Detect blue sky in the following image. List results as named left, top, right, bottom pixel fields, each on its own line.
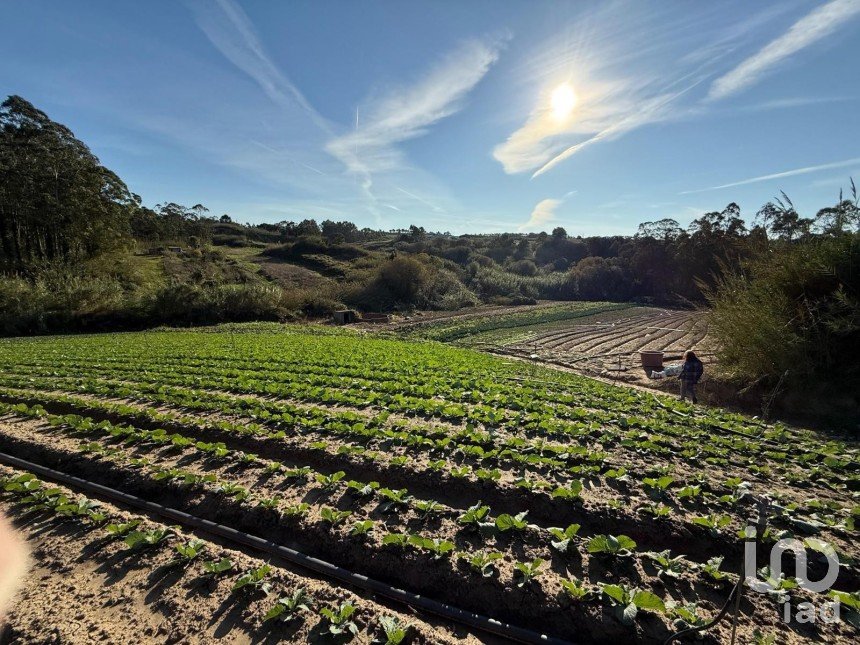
left=2, top=0, right=859, bottom=235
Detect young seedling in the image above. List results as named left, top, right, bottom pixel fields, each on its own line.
left=513, top=558, right=545, bottom=587
left=202, top=557, right=234, bottom=575
left=587, top=534, right=637, bottom=557
left=216, top=482, right=249, bottom=501
left=174, top=539, right=207, bottom=564
left=408, top=535, right=455, bottom=560
left=827, top=590, right=860, bottom=629
left=55, top=496, right=101, bottom=518
left=495, top=511, right=529, bottom=532
left=414, top=499, right=441, bottom=517
left=751, top=630, right=777, bottom=645
left=377, top=488, right=412, bottom=513
left=123, top=527, right=175, bottom=550
left=264, top=587, right=312, bottom=622
left=646, top=550, right=686, bottom=578
left=196, top=441, right=229, bottom=458
left=600, top=583, right=665, bottom=626
left=346, top=480, right=379, bottom=497
left=671, top=603, right=707, bottom=630
left=475, top=468, right=502, bottom=481
left=700, top=556, right=730, bottom=582
left=560, top=576, right=596, bottom=601
left=350, top=520, right=375, bottom=537
left=756, top=566, right=798, bottom=602
left=264, top=461, right=285, bottom=474
left=552, top=480, right=584, bottom=500
left=461, top=551, right=504, bottom=577
left=677, top=485, right=702, bottom=501
left=283, top=466, right=313, bottom=482
left=105, top=520, right=142, bottom=539
left=319, top=601, right=359, bottom=638
left=315, top=470, right=346, bottom=489
left=450, top=466, right=471, bottom=478
left=642, top=476, right=674, bottom=496
left=381, top=533, right=409, bottom=548
left=548, top=524, right=581, bottom=553
left=232, top=565, right=272, bottom=594
left=320, top=507, right=352, bottom=526
left=604, top=467, right=629, bottom=481
left=257, top=496, right=282, bottom=510
left=642, top=503, right=672, bottom=519
left=378, top=615, right=410, bottom=645
left=691, top=513, right=732, bottom=533
left=457, top=501, right=491, bottom=528
left=283, top=502, right=310, bottom=517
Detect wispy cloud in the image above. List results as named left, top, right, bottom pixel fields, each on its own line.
left=326, top=38, right=503, bottom=176
left=519, top=192, right=576, bottom=231
left=396, top=186, right=446, bottom=214
left=679, top=157, right=860, bottom=194
left=323, top=37, right=502, bottom=224
left=737, top=96, right=854, bottom=112
left=707, top=0, right=860, bottom=101
left=187, top=0, right=331, bottom=133
left=530, top=76, right=706, bottom=178
left=492, top=4, right=733, bottom=177
left=519, top=198, right=561, bottom=231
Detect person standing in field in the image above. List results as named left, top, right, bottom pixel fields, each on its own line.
left=678, top=350, right=704, bottom=403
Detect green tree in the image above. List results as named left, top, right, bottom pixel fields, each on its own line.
left=0, top=95, right=138, bottom=272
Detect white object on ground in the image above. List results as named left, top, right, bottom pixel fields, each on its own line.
left=650, top=363, right=682, bottom=379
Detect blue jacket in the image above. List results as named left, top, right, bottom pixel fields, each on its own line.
left=679, top=358, right=703, bottom=384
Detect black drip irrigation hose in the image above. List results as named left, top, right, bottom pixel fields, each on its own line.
left=0, top=451, right=570, bottom=645
left=662, top=497, right=770, bottom=645
left=662, top=577, right=742, bottom=644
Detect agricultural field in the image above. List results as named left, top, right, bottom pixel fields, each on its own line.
left=0, top=325, right=857, bottom=644
left=397, top=301, right=630, bottom=343
left=406, top=304, right=713, bottom=390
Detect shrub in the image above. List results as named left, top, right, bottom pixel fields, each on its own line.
left=509, top=259, right=538, bottom=276
left=379, top=257, right=428, bottom=302
left=707, top=234, right=860, bottom=398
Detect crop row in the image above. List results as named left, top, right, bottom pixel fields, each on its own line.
left=0, top=467, right=446, bottom=644
left=0, top=407, right=764, bottom=641
left=0, top=360, right=857, bottom=516
left=2, top=400, right=856, bottom=586
left=0, top=360, right=853, bottom=492
left=5, top=402, right=856, bottom=642
left=408, top=302, right=630, bottom=342
left=3, top=382, right=855, bottom=550
left=0, top=328, right=804, bottom=442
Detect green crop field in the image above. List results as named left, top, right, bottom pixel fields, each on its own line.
left=0, top=325, right=857, bottom=643
left=407, top=301, right=632, bottom=344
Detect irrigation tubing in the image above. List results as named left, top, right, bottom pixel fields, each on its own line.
left=0, top=451, right=570, bottom=645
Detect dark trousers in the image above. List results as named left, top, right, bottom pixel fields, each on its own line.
left=680, top=381, right=697, bottom=403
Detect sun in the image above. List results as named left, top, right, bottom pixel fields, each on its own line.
left=550, top=83, right=577, bottom=119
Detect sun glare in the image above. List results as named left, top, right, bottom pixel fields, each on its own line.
left=550, top=83, right=577, bottom=119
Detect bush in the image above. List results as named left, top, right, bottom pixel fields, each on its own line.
left=379, top=256, right=428, bottom=302
left=441, top=245, right=473, bottom=265
left=0, top=267, right=128, bottom=335
left=509, top=259, right=538, bottom=276
left=566, top=257, right=630, bottom=301
left=470, top=266, right=564, bottom=301
left=707, top=234, right=860, bottom=396
left=148, top=283, right=298, bottom=325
